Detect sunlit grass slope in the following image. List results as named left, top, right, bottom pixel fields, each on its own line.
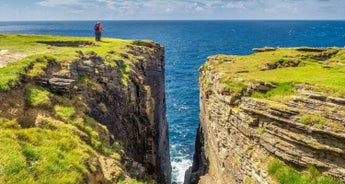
left=0, top=34, right=152, bottom=184
left=202, top=47, right=345, bottom=100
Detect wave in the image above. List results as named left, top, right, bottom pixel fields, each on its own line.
left=171, top=154, right=193, bottom=184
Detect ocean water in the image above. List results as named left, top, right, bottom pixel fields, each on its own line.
left=1, top=20, right=345, bottom=183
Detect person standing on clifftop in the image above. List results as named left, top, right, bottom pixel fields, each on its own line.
left=94, top=21, right=103, bottom=42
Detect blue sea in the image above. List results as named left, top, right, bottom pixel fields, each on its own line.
left=1, top=20, right=345, bottom=183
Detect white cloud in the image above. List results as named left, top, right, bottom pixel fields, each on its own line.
left=28, top=0, right=345, bottom=20
left=263, top=1, right=298, bottom=14
left=36, top=0, right=84, bottom=7
left=223, top=2, right=246, bottom=9
left=95, top=0, right=116, bottom=8
left=195, top=6, right=204, bottom=12
left=165, top=8, right=172, bottom=13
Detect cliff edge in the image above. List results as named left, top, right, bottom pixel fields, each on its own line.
left=0, top=34, right=171, bottom=183
left=188, top=47, right=345, bottom=184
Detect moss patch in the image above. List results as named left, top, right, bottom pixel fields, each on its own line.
left=251, top=82, right=294, bottom=101
left=268, top=159, right=343, bottom=184
left=300, top=114, right=329, bottom=126
left=25, top=86, right=51, bottom=108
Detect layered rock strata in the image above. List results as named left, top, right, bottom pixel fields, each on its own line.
left=189, top=48, right=345, bottom=184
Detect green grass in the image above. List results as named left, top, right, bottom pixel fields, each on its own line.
left=0, top=57, right=32, bottom=91
left=299, top=115, right=330, bottom=129
left=54, top=105, right=76, bottom=122
left=0, top=119, right=88, bottom=184
left=0, top=118, right=20, bottom=129
left=251, top=82, right=294, bottom=101
left=0, top=34, right=146, bottom=91
left=0, top=104, right=125, bottom=183
left=27, top=55, right=56, bottom=77
left=77, top=75, right=90, bottom=85
left=244, top=65, right=345, bottom=96
left=207, top=48, right=345, bottom=98
left=0, top=54, right=58, bottom=91
left=223, top=79, right=247, bottom=95
left=25, top=86, right=51, bottom=107
left=119, top=60, right=131, bottom=85
left=258, top=128, right=267, bottom=135
left=52, top=105, right=114, bottom=155
left=268, top=159, right=343, bottom=184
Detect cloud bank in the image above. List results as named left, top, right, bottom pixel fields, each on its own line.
left=1, top=0, right=344, bottom=20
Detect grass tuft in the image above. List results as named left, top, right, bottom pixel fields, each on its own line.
left=300, top=114, right=329, bottom=127
left=223, top=79, right=247, bottom=96
left=119, top=60, right=131, bottom=85
left=0, top=118, right=21, bottom=129
left=54, top=105, right=76, bottom=122
left=25, top=86, right=51, bottom=107
left=258, top=128, right=267, bottom=135
left=251, top=82, right=294, bottom=101
left=268, top=159, right=343, bottom=184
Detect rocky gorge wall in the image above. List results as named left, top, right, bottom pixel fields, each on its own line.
left=188, top=48, right=345, bottom=184
left=60, top=41, right=171, bottom=183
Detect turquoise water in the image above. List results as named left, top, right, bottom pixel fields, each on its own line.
left=1, top=20, right=345, bottom=183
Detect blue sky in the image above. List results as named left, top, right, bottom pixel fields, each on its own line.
left=0, top=0, right=344, bottom=21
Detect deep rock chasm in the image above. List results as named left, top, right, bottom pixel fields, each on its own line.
left=1, top=34, right=345, bottom=184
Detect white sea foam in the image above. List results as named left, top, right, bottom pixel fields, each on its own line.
left=173, top=103, right=189, bottom=111
left=171, top=157, right=193, bottom=184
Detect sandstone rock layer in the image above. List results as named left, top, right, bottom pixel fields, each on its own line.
left=189, top=48, right=345, bottom=184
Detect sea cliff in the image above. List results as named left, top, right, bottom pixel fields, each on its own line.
left=188, top=47, right=345, bottom=184
left=0, top=34, right=171, bottom=183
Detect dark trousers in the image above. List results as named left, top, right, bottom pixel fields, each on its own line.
left=95, top=32, right=101, bottom=41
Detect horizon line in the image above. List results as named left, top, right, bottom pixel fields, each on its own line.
left=1, top=18, right=345, bottom=22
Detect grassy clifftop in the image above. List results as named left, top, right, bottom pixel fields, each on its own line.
left=0, top=34, right=136, bottom=91
left=0, top=34, right=153, bottom=184
left=202, top=47, right=345, bottom=100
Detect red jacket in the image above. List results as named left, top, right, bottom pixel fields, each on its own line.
left=94, top=24, right=103, bottom=33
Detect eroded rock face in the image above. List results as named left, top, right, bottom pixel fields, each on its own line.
left=37, top=41, right=171, bottom=183
left=189, top=65, right=345, bottom=184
